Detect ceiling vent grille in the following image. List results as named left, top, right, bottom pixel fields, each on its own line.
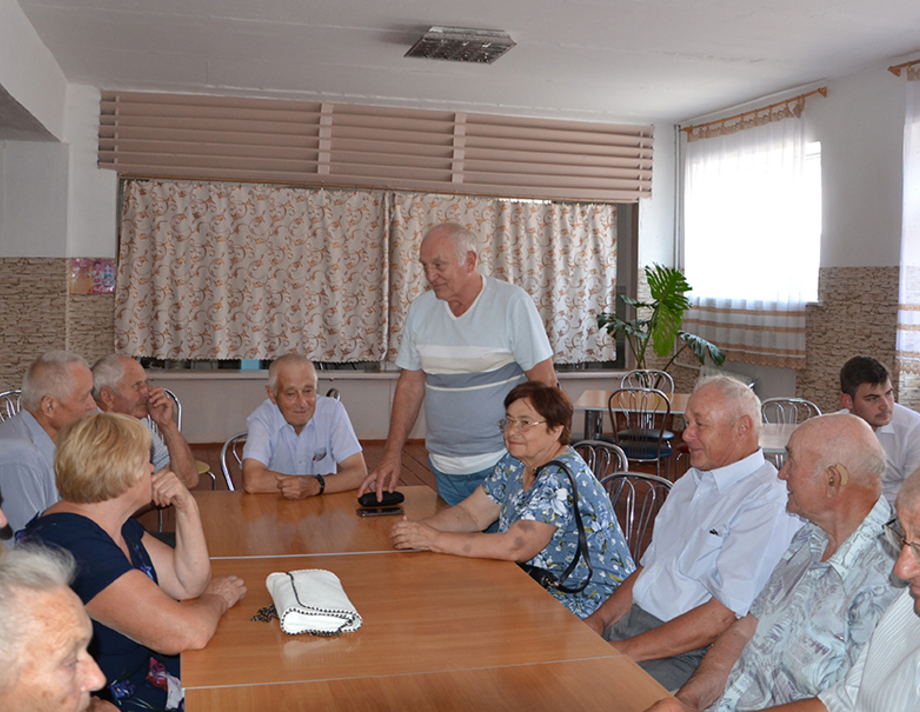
left=405, top=27, right=516, bottom=64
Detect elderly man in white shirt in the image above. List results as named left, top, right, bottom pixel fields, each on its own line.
left=839, top=355, right=920, bottom=505
left=242, top=354, right=367, bottom=499
left=585, top=376, right=803, bottom=690
left=647, top=467, right=920, bottom=712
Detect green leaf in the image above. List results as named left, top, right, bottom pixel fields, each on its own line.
left=677, top=331, right=726, bottom=366
left=645, top=264, right=692, bottom=358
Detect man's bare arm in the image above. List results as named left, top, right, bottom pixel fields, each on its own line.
left=146, top=386, right=199, bottom=488
left=525, top=357, right=556, bottom=387
left=583, top=567, right=641, bottom=635
left=358, top=369, right=426, bottom=499
left=615, top=597, right=737, bottom=662
left=673, top=614, right=759, bottom=710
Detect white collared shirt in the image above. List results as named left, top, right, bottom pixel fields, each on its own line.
left=632, top=450, right=803, bottom=622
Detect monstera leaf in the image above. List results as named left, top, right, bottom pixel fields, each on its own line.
left=646, top=264, right=692, bottom=359
left=595, top=263, right=725, bottom=371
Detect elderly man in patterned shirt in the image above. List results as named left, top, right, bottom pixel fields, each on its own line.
left=643, top=413, right=898, bottom=712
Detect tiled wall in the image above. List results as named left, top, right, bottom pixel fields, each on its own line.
left=797, top=266, right=900, bottom=413
left=0, top=258, right=115, bottom=390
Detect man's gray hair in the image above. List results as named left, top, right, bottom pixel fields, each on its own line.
left=267, top=353, right=316, bottom=394
left=427, top=223, right=478, bottom=264
left=92, top=354, right=128, bottom=400
left=695, top=375, right=763, bottom=436
left=21, top=351, right=90, bottom=412
left=0, top=544, right=76, bottom=687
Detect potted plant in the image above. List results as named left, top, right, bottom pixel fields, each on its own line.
left=596, top=264, right=725, bottom=371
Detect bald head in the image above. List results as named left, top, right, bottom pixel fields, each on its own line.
left=793, top=413, right=885, bottom=492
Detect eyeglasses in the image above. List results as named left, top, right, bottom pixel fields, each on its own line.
left=883, top=518, right=920, bottom=563
left=498, top=418, right=547, bottom=433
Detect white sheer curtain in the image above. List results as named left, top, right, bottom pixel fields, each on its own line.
left=898, top=69, right=920, bottom=379
left=682, top=112, right=819, bottom=369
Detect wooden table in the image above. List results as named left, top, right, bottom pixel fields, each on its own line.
left=183, top=485, right=673, bottom=710
left=183, top=554, right=671, bottom=711
left=573, top=390, right=691, bottom=441
left=195, top=486, right=445, bottom=557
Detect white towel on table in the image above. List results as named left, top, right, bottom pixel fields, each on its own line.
left=265, top=569, right=363, bottom=636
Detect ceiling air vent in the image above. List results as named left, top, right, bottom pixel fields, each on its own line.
left=405, top=27, right=516, bottom=64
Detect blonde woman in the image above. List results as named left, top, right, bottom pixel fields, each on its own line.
left=18, top=412, right=246, bottom=711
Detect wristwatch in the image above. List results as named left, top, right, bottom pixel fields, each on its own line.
left=315, top=473, right=326, bottom=495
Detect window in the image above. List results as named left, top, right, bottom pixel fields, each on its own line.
left=681, top=114, right=820, bottom=368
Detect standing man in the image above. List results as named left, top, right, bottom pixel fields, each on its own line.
left=584, top=376, right=803, bottom=690
left=359, top=222, right=555, bottom=506
left=92, top=355, right=199, bottom=489
left=242, top=354, right=367, bottom=499
left=0, top=351, right=96, bottom=532
left=839, top=355, right=920, bottom=505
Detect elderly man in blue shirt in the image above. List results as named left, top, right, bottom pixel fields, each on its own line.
left=241, top=354, right=367, bottom=499
left=644, top=412, right=898, bottom=711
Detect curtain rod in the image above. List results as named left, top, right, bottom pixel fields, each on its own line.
left=680, top=87, right=827, bottom=134
left=889, top=57, right=920, bottom=76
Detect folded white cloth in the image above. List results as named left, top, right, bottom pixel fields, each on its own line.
left=265, top=569, right=363, bottom=636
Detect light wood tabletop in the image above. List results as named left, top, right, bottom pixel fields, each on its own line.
left=185, top=656, right=671, bottom=712
left=182, top=552, right=631, bottom=690
left=194, top=486, right=446, bottom=558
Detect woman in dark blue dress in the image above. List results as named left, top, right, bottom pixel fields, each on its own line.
left=18, top=412, right=247, bottom=711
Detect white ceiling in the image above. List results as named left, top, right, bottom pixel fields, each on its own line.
left=10, top=0, right=920, bottom=133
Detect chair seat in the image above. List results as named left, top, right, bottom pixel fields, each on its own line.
left=616, top=428, right=675, bottom=441
left=619, top=442, right=674, bottom=460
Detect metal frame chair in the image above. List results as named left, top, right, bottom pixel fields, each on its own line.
left=600, top=471, right=672, bottom=561
left=620, top=369, right=675, bottom=396
left=606, top=387, right=674, bottom=478
left=573, top=440, right=629, bottom=480
left=761, top=397, right=822, bottom=425
left=220, top=432, right=248, bottom=491
left=0, top=389, right=22, bottom=422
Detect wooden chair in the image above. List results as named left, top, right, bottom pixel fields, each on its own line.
left=600, top=471, right=672, bottom=561
left=0, top=389, right=22, bottom=422
left=573, top=440, right=629, bottom=480
left=606, top=387, right=674, bottom=478
left=220, top=432, right=248, bottom=491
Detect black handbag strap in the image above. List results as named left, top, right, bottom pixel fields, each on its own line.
left=533, top=458, right=593, bottom=594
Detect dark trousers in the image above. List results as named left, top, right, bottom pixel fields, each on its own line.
left=603, top=603, right=709, bottom=691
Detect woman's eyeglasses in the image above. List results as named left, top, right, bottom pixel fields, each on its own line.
left=498, top=418, right=546, bottom=433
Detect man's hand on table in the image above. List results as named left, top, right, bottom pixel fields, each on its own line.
left=276, top=474, right=322, bottom=499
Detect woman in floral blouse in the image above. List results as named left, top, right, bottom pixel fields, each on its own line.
left=392, top=382, right=635, bottom=617
left=18, top=412, right=246, bottom=711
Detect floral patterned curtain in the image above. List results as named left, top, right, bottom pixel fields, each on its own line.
left=116, top=180, right=389, bottom=361
left=388, top=193, right=617, bottom=363
left=116, top=181, right=617, bottom=364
